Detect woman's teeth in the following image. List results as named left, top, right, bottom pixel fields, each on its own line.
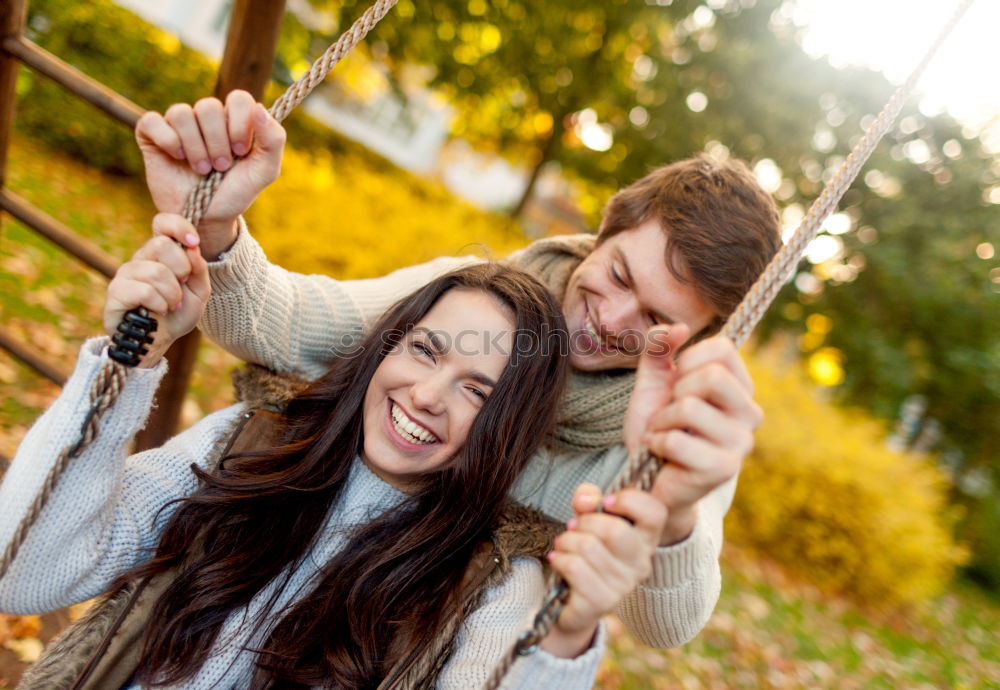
left=391, top=403, right=438, bottom=444
left=584, top=312, right=603, bottom=345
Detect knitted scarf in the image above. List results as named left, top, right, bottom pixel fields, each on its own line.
left=503, top=234, right=634, bottom=453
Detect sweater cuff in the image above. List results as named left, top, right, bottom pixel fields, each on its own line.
left=205, top=216, right=268, bottom=295
left=73, top=335, right=169, bottom=433
left=506, top=621, right=607, bottom=689
left=84, top=336, right=168, bottom=382
left=644, top=509, right=712, bottom=589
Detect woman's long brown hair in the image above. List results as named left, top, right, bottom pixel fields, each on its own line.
left=118, top=263, right=568, bottom=688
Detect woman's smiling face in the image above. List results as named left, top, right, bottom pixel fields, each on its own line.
left=361, top=288, right=514, bottom=490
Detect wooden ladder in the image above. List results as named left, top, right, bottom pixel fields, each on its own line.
left=0, top=0, right=287, bottom=462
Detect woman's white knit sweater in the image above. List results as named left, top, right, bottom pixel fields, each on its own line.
left=198, top=224, right=734, bottom=649
left=0, top=338, right=605, bottom=689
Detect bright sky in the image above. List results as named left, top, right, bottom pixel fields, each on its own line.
left=795, top=0, right=997, bottom=141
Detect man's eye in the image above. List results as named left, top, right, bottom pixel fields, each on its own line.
left=611, top=266, right=627, bottom=287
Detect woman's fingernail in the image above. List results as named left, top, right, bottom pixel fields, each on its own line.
left=195, top=160, right=211, bottom=175
left=603, top=495, right=617, bottom=509
left=232, top=141, right=248, bottom=156
left=174, top=301, right=183, bottom=312
left=214, top=157, right=231, bottom=171
left=184, top=233, right=199, bottom=247
left=566, top=518, right=578, bottom=530
left=546, top=550, right=555, bottom=562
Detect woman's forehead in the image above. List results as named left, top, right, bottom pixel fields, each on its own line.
left=412, top=289, right=515, bottom=372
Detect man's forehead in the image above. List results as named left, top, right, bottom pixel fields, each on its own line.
left=610, top=224, right=713, bottom=330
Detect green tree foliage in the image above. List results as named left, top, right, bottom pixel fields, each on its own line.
left=18, top=0, right=216, bottom=174
left=306, top=0, right=999, bottom=579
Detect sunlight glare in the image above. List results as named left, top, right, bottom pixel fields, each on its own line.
left=797, top=1, right=997, bottom=136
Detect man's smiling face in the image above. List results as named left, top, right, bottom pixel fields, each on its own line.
left=562, top=220, right=716, bottom=372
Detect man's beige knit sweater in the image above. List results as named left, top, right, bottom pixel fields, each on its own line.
left=200, top=224, right=737, bottom=649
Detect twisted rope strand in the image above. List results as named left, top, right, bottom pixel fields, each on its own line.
left=183, top=0, right=399, bottom=229
left=484, top=2, right=974, bottom=687
left=0, top=0, right=397, bottom=583
left=722, top=0, right=974, bottom=349
left=0, top=363, right=127, bottom=580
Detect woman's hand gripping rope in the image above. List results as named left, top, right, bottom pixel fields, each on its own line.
left=104, top=215, right=211, bottom=368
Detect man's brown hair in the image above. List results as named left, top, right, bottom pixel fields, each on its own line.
left=598, top=154, right=781, bottom=339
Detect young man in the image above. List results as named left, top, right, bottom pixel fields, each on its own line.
left=134, top=90, right=780, bottom=649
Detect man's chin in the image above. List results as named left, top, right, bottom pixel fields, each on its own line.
left=569, top=350, right=637, bottom=373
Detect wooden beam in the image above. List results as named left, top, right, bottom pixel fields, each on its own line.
left=136, top=0, right=287, bottom=450
left=0, top=188, right=120, bottom=278
left=215, top=0, right=287, bottom=100
left=0, top=323, right=69, bottom=386
left=1, top=35, right=145, bottom=129
left=0, top=0, right=28, bottom=192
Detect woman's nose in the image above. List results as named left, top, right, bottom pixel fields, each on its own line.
left=410, top=375, right=447, bottom=415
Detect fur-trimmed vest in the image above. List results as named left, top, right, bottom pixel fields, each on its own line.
left=16, top=367, right=561, bottom=690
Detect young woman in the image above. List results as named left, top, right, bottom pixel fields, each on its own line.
left=0, top=219, right=659, bottom=689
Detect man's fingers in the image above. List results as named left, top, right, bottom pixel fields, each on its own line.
left=623, top=324, right=689, bottom=452
left=193, top=98, right=232, bottom=172
left=634, top=324, right=690, bottom=386
left=676, top=336, right=754, bottom=395
left=164, top=103, right=211, bottom=176
left=646, top=429, right=743, bottom=482
left=671, top=362, right=764, bottom=429
left=646, top=395, right=752, bottom=452
left=224, top=90, right=256, bottom=157
left=135, top=111, right=184, bottom=160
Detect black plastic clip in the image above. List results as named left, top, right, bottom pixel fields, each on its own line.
left=109, top=308, right=158, bottom=367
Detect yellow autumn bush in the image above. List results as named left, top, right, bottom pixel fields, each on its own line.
left=246, top=148, right=527, bottom=278
left=239, top=143, right=965, bottom=611
left=729, top=344, right=967, bottom=608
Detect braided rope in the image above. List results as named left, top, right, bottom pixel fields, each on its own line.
left=182, top=0, right=399, bottom=228
left=0, top=363, right=127, bottom=580
left=484, top=2, right=974, bottom=686
left=723, top=0, right=974, bottom=348
left=0, top=0, right=397, bottom=583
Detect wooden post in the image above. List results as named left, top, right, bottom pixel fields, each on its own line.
left=216, top=0, right=288, bottom=100
left=0, top=0, right=28, bottom=214
left=135, top=0, right=286, bottom=450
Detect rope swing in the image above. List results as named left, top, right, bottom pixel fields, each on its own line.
left=484, top=1, right=975, bottom=685
left=0, top=0, right=975, bottom=688
left=0, top=0, right=401, bottom=583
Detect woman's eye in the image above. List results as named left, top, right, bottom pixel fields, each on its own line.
left=413, top=342, right=434, bottom=359
left=468, top=386, right=488, bottom=402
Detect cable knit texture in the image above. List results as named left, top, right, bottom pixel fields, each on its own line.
left=0, top=338, right=605, bottom=689
left=200, top=223, right=730, bottom=648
